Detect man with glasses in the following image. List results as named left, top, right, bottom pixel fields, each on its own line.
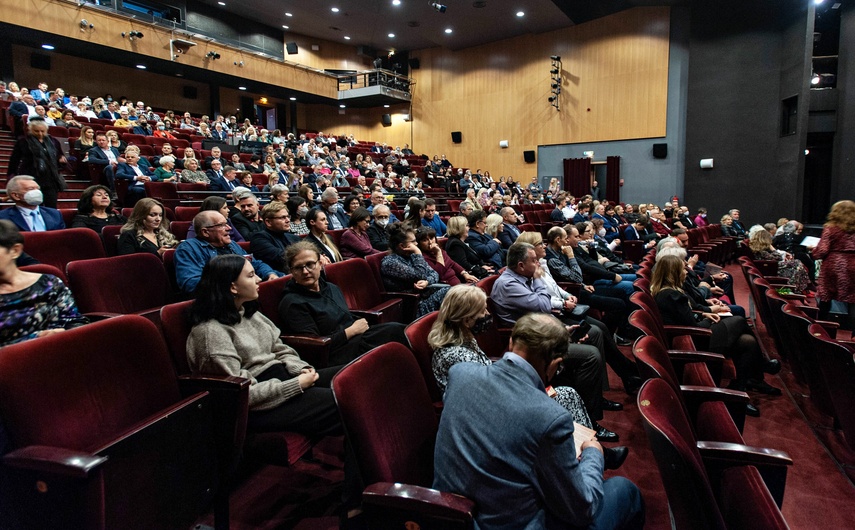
left=250, top=201, right=301, bottom=273
left=175, top=210, right=281, bottom=293
left=466, top=210, right=505, bottom=269
left=367, top=204, right=392, bottom=251
left=420, top=198, right=446, bottom=236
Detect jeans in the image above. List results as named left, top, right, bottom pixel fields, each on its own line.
left=589, top=476, right=645, bottom=530
left=593, top=274, right=636, bottom=299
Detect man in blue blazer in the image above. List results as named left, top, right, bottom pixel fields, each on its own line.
left=210, top=123, right=228, bottom=142
left=498, top=207, right=522, bottom=249
left=86, top=132, right=121, bottom=192
left=434, top=313, right=644, bottom=530
left=207, top=162, right=240, bottom=192
left=0, top=176, right=66, bottom=231
left=466, top=210, right=505, bottom=269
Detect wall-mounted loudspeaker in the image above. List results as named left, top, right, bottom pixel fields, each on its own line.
left=652, top=143, right=668, bottom=159
left=381, top=114, right=392, bottom=126
left=286, top=42, right=298, bottom=55
left=408, top=58, right=420, bottom=70
left=523, top=150, right=536, bottom=163
left=451, top=131, right=462, bottom=143
left=183, top=86, right=198, bottom=99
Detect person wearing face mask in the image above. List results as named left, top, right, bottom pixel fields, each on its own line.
left=279, top=242, right=409, bottom=365
left=550, top=195, right=569, bottom=223
left=286, top=196, right=311, bottom=236
left=0, top=176, right=65, bottom=231
left=316, top=188, right=348, bottom=230
left=694, top=207, right=709, bottom=227
left=7, top=120, right=67, bottom=209
left=152, top=121, right=177, bottom=140
left=367, top=204, right=392, bottom=251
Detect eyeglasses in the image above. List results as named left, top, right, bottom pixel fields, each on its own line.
left=293, top=260, right=318, bottom=273
left=269, top=215, right=290, bottom=221
left=204, top=222, right=229, bottom=231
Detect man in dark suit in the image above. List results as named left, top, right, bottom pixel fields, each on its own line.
left=98, top=101, right=120, bottom=121
left=86, top=132, right=121, bottom=193
left=367, top=205, right=391, bottom=251
left=249, top=201, right=300, bottom=273
left=623, top=216, right=656, bottom=243
left=572, top=201, right=591, bottom=224
left=467, top=211, right=505, bottom=269
left=590, top=180, right=603, bottom=201
left=230, top=191, right=265, bottom=240
left=0, top=176, right=66, bottom=231
left=550, top=196, right=568, bottom=223
left=316, top=188, right=348, bottom=230
left=207, top=162, right=239, bottom=192
left=132, top=117, right=153, bottom=136
left=204, top=146, right=225, bottom=170
left=498, top=207, right=523, bottom=249
left=211, top=122, right=228, bottom=142
left=8, top=94, right=37, bottom=134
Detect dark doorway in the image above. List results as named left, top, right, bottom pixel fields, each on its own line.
left=803, top=132, right=834, bottom=224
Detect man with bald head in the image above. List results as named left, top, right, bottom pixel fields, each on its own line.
left=498, top=207, right=523, bottom=249
left=174, top=210, right=281, bottom=293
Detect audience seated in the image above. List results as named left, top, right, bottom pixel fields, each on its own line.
left=117, top=198, right=178, bottom=256
left=420, top=198, right=447, bottom=236
left=304, top=208, right=343, bottom=263
left=175, top=211, right=280, bottom=293
left=249, top=201, right=300, bottom=273
left=70, top=185, right=126, bottom=231
left=0, top=220, right=88, bottom=347
left=115, top=145, right=153, bottom=206
left=381, top=223, right=450, bottom=317
left=185, top=196, right=244, bottom=242
left=466, top=210, right=505, bottom=269
left=749, top=229, right=811, bottom=293
left=0, top=176, right=65, bottom=232
left=230, top=190, right=265, bottom=240
left=444, top=216, right=494, bottom=279
left=339, top=207, right=382, bottom=259
left=416, top=226, right=478, bottom=286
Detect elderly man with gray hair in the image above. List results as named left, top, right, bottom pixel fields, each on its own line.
left=0, top=175, right=66, bottom=231
left=230, top=190, right=264, bottom=240
left=317, top=187, right=348, bottom=230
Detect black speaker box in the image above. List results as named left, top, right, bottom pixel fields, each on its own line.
left=183, top=86, right=198, bottom=99
left=523, top=150, right=536, bottom=163
left=31, top=53, right=51, bottom=71
left=381, top=114, right=392, bottom=126
left=286, top=42, right=298, bottom=55
left=408, top=58, right=420, bottom=70
left=653, top=143, right=667, bottom=159
left=451, top=131, right=462, bottom=144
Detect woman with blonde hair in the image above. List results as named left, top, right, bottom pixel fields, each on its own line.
left=748, top=229, right=811, bottom=293
left=815, top=200, right=855, bottom=326
left=117, top=198, right=178, bottom=256
left=485, top=213, right=504, bottom=239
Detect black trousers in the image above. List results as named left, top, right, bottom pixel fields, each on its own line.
left=329, top=322, right=409, bottom=366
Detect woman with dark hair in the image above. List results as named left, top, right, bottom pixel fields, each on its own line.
left=70, top=185, right=126, bottom=231
left=279, top=242, right=408, bottom=365
left=57, top=110, right=83, bottom=129
left=184, top=196, right=244, bottom=242
left=287, top=196, right=310, bottom=236
left=186, top=254, right=344, bottom=436
left=117, top=198, right=178, bottom=256
left=342, top=194, right=363, bottom=221
left=305, top=208, right=343, bottom=263
left=416, top=226, right=478, bottom=286
left=651, top=254, right=780, bottom=414
left=7, top=119, right=67, bottom=209
left=339, top=207, right=382, bottom=259
left=0, top=220, right=87, bottom=347
left=402, top=199, right=425, bottom=231
left=381, top=222, right=450, bottom=317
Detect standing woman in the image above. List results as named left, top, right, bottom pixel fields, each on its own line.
left=7, top=119, right=66, bottom=208
left=339, top=207, right=382, bottom=259
left=70, top=185, right=127, bottom=232
left=814, top=200, right=855, bottom=328
left=117, top=198, right=178, bottom=256
left=305, top=208, right=343, bottom=263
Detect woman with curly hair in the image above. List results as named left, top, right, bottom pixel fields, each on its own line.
left=70, top=185, right=126, bottom=232
left=117, top=198, right=178, bottom=256
left=749, top=229, right=811, bottom=293
left=814, top=200, right=855, bottom=327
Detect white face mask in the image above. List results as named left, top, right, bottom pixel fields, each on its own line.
left=297, top=206, right=309, bottom=218
left=23, top=189, right=44, bottom=206
left=327, top=203, right=338, bottom=213
left=598, top=228, right=606, bottom=237
left=375, top=218, right=389, bottom=228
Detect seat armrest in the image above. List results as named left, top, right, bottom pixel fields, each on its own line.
left=664, top=325, right=713, bottom=337
left=281, top=334, right=331, bottom=368
left=3, top=446, right=107, bottom=478
left=362, top=482, right=476, bottom=521
left=680, top=385, right=749, bottom=404
left=82, top=312, right=121, bottom=321
left=697, top=441, right=793, bottom=467
left=800, top=306, right=819, bottom=318
left=667, top=350, right=726, bottom=365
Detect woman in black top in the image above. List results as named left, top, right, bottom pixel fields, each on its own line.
left=444, top=216, right=493, bottom=279
left=71, top=185, right=126, bottom=232
left=116, top=198, right=178, bottom=256
left=278, top=241, right=408, bottom=365
left=651, top=254, right=780, bottom=407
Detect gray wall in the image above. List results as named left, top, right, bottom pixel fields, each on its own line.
left=537, top=7, right=690, bottom=204
left=832, top=3, right=855, bottom=202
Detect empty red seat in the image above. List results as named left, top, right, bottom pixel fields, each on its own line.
left=23, top=228, right=106, bottom=272
left=329, top=256, right=408, bottom=324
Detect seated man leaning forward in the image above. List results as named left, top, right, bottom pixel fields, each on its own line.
left=175, top=210, right=282, bottom=293
left=434, top=312, right=645, bottom=530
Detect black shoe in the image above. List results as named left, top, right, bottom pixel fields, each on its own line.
left=746, top=379, right=782, bottom=396
left=763, top=359, right=781, bottom=375
left=614, top=333, right=633, bottom=346
left=594, top=423, right=620, bottom=443
left=603, top=446, right=629, bottom=470
left=745, top=403, right=760, bottom=417
left=602, top=398, right=624, bottom=412
left=622, top=375, right=644, bottom=394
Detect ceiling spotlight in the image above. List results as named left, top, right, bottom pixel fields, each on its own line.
left=136, top=64, right=147, bottom=69
left=388, top=33, right=395, bottom=38
left=340, top=104, right=346, bottom=108
left=445, top=28, right=452, bottom=34
left=206, top=51, right=221, bottom=60
left=79, top=19, right=94, bottom=29
left=550, top=68, right=559, bottom=75
left=548, top=95, right=557, bottom=102
left=41, top=44, right=55, bottom=50
left=289, top=97, right=296, bottom=101
left=550, top=55, right=560, bottom=61
left=331, top=7, right=340, bottom=12
left=234, top=61, right=244, bottom=66
left=516, top=11, right=525, bottom=17
left=285, top=12, right=293, bottom=16
left=430, top=1, right=447, bottom=13
left=344, top=36, right=351, bottom=40
left=811, top=73, right=821, bottom=85
left=238, top=86, right=247, bottom=90
left=393, top=0, right=401, bottom=4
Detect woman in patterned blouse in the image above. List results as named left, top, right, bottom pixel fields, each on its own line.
left=381, top=222, right=450, bottom=317
left=427, top=284, right=592, bottom=429
left=0, top=220, right=88, bottom=347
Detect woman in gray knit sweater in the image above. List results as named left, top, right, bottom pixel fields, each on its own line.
left=186, top=254, right=344, bottom=435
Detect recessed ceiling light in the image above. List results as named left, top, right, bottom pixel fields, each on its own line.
left=388, top=33, right=395, bottom=38
left=331, top=7, right=339, bottom=12
left=340, top=104, right=346, bottom=108
left=218, top=1, right=225, bottom=5
left=285, top=12, right=293, bottom=16
left=289, top=97, right=297, bottom=101
left=383, top=104, right=390, bottom=108
left=238, top=86, right=247, bottom=90
left=516, top=11, right=525, bottom=17
left=344, top=35, right=351, bottom=40
left=136, top=64, right=147, bottom=69
left=444, top=28, right=452, bottom=34
left=41, top=44, right=55, bottom=50
left=282, top=25, right=289, bottom=29
left=392, top=0, right=401, bottom=4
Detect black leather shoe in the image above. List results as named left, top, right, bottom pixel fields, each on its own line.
left=763, top=359, right=781, bottom=375
left=603, top=446, right=629, bottom=470
left=602, top=398, right=624, bottom=412
left=622, top=375, right=644, bottom=394
left=745, top=403, right=760, bottom=417
left=594, top=423, right=620, bottom=443
left=746, top=379, right=782, bottom=396
left=613, top=333, right=633, bottom=346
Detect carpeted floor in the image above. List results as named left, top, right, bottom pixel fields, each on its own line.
left=196, top=262, right=855, bottom=529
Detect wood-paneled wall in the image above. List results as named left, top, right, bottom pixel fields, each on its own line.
left=302, top=7, right=671, bottom=178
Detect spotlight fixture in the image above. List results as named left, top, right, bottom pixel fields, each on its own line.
left=234, top=61, right=244, bottom=67
left=550, top=68, right=559, bottom=75
left=548, top=96, right=557, bottom=102
left=811, top=73, right=821, bottom=85
left=550, top=55, right=560, bottom=61
left=122, top=30, right=144, bottom=40
left=429, top=1, right=447, bottom=13
left=206, top=51, right=221, bottom=60
left=79, top=19, right=94, bottom=29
